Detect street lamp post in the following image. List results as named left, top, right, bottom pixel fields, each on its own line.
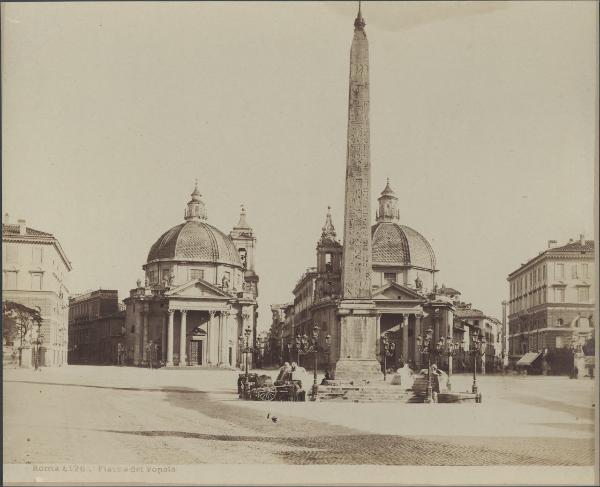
left=295, top=324, right=331, bottom=400
left=381, top=332, right=396, bottom=381
left=417, top=328, right=434, bottom=404
left=238, top=325, right=257, bottom=399
left=33, top=321, right=43, bottom=372
left=471, top=329, right=487, bottom=395
left=438, top=336, right=457, bottom=391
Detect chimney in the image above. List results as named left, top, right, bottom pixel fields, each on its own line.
left=17, top=219, right=26, bottom=235
left=580, top=234, right=585, bottom=246
left=547, top=240, right=557, bottom=249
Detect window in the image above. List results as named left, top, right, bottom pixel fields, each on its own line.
left=5, top=244, right=18, bottom=263
left=4, top=271, right=17, bottom=289
left=32, top=246, right=43, bottom=264
left=533, top=269, right=537, bottom=283
left=571, top=265, right=578, bottom=279
left=543, top=264, right=547, bottom=280
left=578, top=287, right=589, bottom=302
left=383, top=272, right=396, bottom=282
left=31, top=273, right=42, bottom=290
left=190, top=269, right=204, bottom=280
left=582, top=264, right=589, bottom=278
left=325, top=253, right=333, bottom=273
left=555, top=288, right=565, bottom=302
left=555, top=336, right=564, bottom=348
left=556, top=263, right=564, bottom=279
left=238, top=248, right=247, bottom=269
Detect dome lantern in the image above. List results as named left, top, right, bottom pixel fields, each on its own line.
left=184, top=180, right=207, bottom=221
left=376, top=178, right=400, bottom=222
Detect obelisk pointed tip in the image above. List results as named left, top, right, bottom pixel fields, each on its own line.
left=354, top=1, right=366, bottom=30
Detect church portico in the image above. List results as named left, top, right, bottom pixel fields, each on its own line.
left=162, top=305, right=241, bottom=367
left=376, top=309, right=424, bottom=370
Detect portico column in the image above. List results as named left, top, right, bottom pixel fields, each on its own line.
left=402, top=313, right=409, bottom=363
left=375, top=314, right=381, bottom=357
left=222, top=311, right=230, bottom=366
left=141, top=311, right=149, bottom=366
left=133, top=311, right=142, bottom=366
left=415, top=314, right=422, bottom=368
left=208, top=311, right=216, bottom=365
left=161, top=313, right=167, bottom=364
left=179, top=310, right=187, bottom=366
left=166, top=310, right=174, bottom=366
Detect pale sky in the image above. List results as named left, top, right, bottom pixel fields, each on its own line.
left=2, top=1, right=597, bottom=329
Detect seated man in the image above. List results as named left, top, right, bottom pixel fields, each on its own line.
left=275, top=362, right=292, bottom=384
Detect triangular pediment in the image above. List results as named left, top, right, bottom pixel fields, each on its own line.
left=373, top=282, right=426, bottom=302
left=165, top=279, right=234, bottom=300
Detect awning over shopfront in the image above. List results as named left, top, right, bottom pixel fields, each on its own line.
left=516, top=352, right=541, bottom=367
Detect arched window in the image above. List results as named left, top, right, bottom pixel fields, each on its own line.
left=238, top=248, right=247, bottom=269
left=325, top=253, right=333, bottom=273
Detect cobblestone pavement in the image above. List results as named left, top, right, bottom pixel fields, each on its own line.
left=3, top=366, right=596, bottom=467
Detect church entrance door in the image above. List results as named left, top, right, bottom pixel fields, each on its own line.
left=189, top=340, right=203, bottom=366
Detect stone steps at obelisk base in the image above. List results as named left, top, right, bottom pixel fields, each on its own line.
left=314, top=384, right=416, bottom=403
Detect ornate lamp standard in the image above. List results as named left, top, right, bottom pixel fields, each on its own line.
left=437, top=336, right=457, bottom=391
left=417, top=328, right=434, bottom=404
left=33, top=321, right=43, bottom=372
left=238, top=325, right=257, bottom=399
left=569, top=334, right=583, bottom=379
left=287, top=341, right=296, bottom=364
left=295, top=324, right=331, bottom=399
left=470, top=329, right=487, bottom=394
left=381, top=332, right=396, bottom=381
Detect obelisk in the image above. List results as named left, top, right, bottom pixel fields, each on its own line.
left=335, top=3, right=382, bottom=381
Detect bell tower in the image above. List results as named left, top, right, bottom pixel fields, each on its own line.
left=315, top=207, right=342, bottom=301
left=230, top=205, right=259, bottom=297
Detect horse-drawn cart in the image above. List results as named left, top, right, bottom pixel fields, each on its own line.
left=238, top=372, right=306, bottom=402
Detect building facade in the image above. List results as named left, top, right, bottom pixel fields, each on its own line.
left=2, top=216, right=71, bottom=366
left=68, top=289, right=126, bottom=365
left=507, top=236, right=595, bottom=370
left=122, top=183, right=259, bottom=368
left=453, top=303, right=502, bottom=373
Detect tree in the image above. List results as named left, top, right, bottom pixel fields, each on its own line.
left=582, top=336, right=595, bottom=356
left=2, top=301, right=42, bottom=362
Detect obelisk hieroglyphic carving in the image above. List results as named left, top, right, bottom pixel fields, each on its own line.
left=342, top=3, right=371, bottom=299
left=335, top=4, right=382, bottom=381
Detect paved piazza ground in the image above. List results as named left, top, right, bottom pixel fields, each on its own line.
left=3, top=366, right=597, bottom=484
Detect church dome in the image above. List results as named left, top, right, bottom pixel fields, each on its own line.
left=371, top=222, right=436, bottom=270
left=146, top=182, right=242, bottom=267
left=147, top=221, right=242, bottom=267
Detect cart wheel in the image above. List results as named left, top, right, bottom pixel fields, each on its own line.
left=263, top=389, right=276, bottom=401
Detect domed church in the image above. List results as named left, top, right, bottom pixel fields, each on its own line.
left=123, top=182, right=259, bottom=368
left=293, top=179, right=453, bottom=373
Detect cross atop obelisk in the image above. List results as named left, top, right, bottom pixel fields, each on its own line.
left=335, top=2, right=382, bottom=381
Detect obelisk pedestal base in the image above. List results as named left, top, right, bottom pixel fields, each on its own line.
left=335, top=359, right=383, bottom=382
left=334, top=308, right=383, bottom=382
